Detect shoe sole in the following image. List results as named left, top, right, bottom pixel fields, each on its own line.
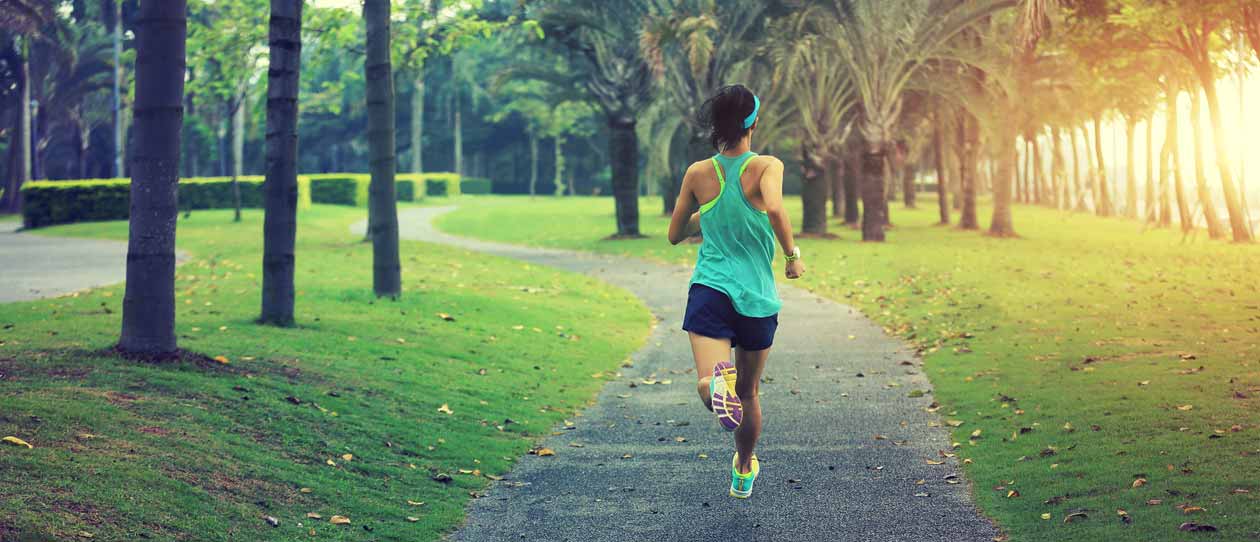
left=711, top=362, right=741, bottom=431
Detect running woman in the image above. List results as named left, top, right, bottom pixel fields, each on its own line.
left=667, top=84, right=804, bottom=499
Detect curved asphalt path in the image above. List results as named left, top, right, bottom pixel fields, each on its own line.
left=375, top=207, right=1000, bottom=542
left=0, top=221, right=131, bottom=303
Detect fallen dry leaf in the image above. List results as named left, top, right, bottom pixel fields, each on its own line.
left=437, top=404, right=454, bottom=415
left=2, top=436, right=33, bottom=449
left=437, top=313, right=455, bottom=321
left=329, top=515, right=350, bottom=525
left=407, top=516, right=420, bottom=522
left=1063, top=512, right=1088, bottom=523
left=306, top=512, right=322, bottom=519
left=341, top=454, right=353, bottom=461
left=213, top=355, right=230, bottom=364
left=1132, top=478, right=1147, bottom=488
left=535, top=448, right=555, bottom=457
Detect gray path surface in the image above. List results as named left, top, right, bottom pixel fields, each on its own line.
left=387, top=207, right=999, bottom=542
left=0, top=221, right=131, bottom=303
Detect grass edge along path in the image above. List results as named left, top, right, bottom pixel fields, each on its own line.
left=0, top=204, right=651, bottom=541
left=438, top=195, right=1260, bottom=542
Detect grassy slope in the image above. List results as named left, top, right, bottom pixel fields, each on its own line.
left=440, top=195, right=1259, bottom=542
left=0, top=205, right=650, bottom=541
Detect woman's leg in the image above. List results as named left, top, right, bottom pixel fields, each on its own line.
left=733, top=345, right=770, bottom=473
left=688, top=332, right=732, bottom=411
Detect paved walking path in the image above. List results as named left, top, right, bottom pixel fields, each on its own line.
left=379, top=207, right=1000, bottom=541
left=0, top=221, right=131, bottom=303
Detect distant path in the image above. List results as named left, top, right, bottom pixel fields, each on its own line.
left=0, top=222, right=130, bottom=303
left=369, top=207, right=999, bottom=541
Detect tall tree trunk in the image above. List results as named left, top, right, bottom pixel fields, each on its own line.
left=1069, top=124, right=1083, bottom=211
left=860, top=142, right=887, bottom=241
left=1015, top=137, right=1026, bottom=203
left=119, top=0, right=186, bottom=355
left=20, top=38, right=31, bottom=184
left=260, top=0, right=301, bottom=326
left=1167, top=86, right=1192, bottom=231
left=956, top=113, right=979, bottom=229
left=1092, top=115, right=1114, bottom=216
left=76, top=117, right=89, bottom=178
left=2, top=38, right=28, bottom=213
left=1199, top=66, right=1252, bottom=241
left=1124, top=117, right=1138, bottom=218
left=830, top=157, right=844, bottom=218
left=933, top=110, right=949, bottom=224
left=800, top=144, right=829, bottom=235
left=1031, top=132, right=1045, bottom=205
left=843, top=148, right=860, bottom=225
left=453, top=82, right=462, bottom=176
left=1145, top=115, right=1157, bottom=223
left=365, top=0, right=401, bottom=297
left=410, top=62, right=424, bottom=173
left=1189, top=86, right=1225, bottom=238
left=902, top=155, right=916, bottom=208
left=553, top=135, right=566, bottom=196
left=989, top=132, right=1016, bottom=237
left=609, top=117, right=641, bottom=236
left=113, top=0, right=124, bottom=178
left=528, top=133, right=538, bottom=197
left=1051, top=126, right=1066, bottom=210
left=232, top=93, right=245, bottom=222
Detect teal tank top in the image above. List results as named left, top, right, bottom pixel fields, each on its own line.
left=689, top=151, right=782, bottom=318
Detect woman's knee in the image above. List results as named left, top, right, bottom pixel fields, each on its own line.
left=734, top=379, right=758, bottom=401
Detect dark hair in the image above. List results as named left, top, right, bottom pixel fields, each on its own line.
left=697, top=84, right=758, bottom=152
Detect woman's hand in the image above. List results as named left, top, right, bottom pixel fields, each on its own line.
left=786, top=259, right=805, bottom=280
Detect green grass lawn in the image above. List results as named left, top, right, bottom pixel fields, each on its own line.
left=440, top=195, right=1260, bottom=542
left=0, top=205, right=650, bottom=541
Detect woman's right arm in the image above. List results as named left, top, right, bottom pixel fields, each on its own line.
left=759, top=158, right=805, bottom=279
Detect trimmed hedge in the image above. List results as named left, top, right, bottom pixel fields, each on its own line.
left=21, top=176, right=313, bottom=228
left=460, top=177, right=492, bottom=195
left=416, top=172, right=460, bottom=197
left=307, top=172, right=459, bottom=206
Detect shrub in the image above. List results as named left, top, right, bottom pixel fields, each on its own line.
left=460, top=177, right=492, bottom=195
left=413, top=172, right=460, bottom=197
left=22, top=176, right=316, bottom=228
left=310, top=173, right=426, bottom=205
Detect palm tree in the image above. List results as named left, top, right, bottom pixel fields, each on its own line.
left=810, top=0, right=1016, bottom=241
left=640, top=0, right=779, bottom=214
left=767, top=28, right=857, bottom=236
left=364, top=0, right=401, bottom=297
left=539, top=0, right=656, bottom=237
left=260, top=0, right=302, bottom=326
left=118, top=0, right=186, bottom=355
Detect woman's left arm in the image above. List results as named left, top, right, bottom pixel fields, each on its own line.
left=668, top=164, right=700, bottom=245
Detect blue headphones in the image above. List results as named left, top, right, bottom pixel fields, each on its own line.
left=743, top=95, right=760, bottom=129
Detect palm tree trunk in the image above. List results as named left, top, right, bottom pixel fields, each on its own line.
left=119, top=0, right=186, bottom=355
left=1016, top=137, right=1026, bottom=203
left=800, top=144, right=829, bottom=235
left=553, top=135, right=566, bottom=196
left=113, top=0, right=124, bottom=178
left=831, top=157, right=844, bottom=218
left=860, top=142, right=887, bottom=241
left=844, top=148, right=860, bottom=226
left=1069, top=124, right=1083, bottom=211
left=609, top=116, right=641, bottom=237
left=956, top=113, right=978, bottom=229
left=1166, top=86, right=1192, bottom=232
left=1051, top=126, right=1066, bottom=209
left=260, top=0, right=302, bottom=326
left=232, top=94, right=245, bottom=222
left=902, top=156, right=916, bottom=208
left=1124, top=117, right=1138, bottom=218
left=453, top=81, right=463, bottom=176
left=528, top=133, right=538, bottom=197
left=933, top=111, right=949, bottom=224
left=364, top=0, right=401, bottom=298
left=1189, top=86, right=1225, bottom=238
left=1031, top=132, right=1045, bottom=205
left=1, top=38, right=28, bottom=213
left=410, top=62, right=424, bottom=174
left=1145, top=115, right=1157, bottom=223
left=1200, top=69, right=1252, bottom=241
left=989, top=133, right=1016, bottom=237
left=1092, top=115, right=1114, bottom=216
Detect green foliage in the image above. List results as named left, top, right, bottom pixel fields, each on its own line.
left=19, top=177, right=315, bottom=228
left=0, top=207, right=649, bottom=541
left=459, top=177, right=493, bottom=194
left=308, top=173, right=458, bottom=206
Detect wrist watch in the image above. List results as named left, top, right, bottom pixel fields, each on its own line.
left=785, top=246, right=801, bottom=262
